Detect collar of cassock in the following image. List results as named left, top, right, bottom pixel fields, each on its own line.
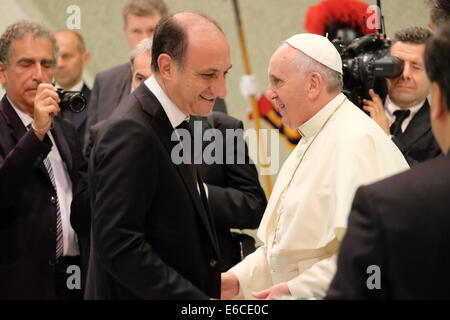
left=298, top=93, right=346, bottom=139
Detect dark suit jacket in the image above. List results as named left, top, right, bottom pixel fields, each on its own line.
left=392, top=100, right=441, bottom=166
left=326, top=154, right=450, bottom=299
left=194, top=113, right=266, bottom=271
left=85, top=84, right=221, bottom=299
left=0, top=95, right=85, bottom=299
left=59, top=83, right=91, bottom=148
left=84, top=64, right=227, bottom=152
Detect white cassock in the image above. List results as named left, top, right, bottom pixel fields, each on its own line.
left=229, top=93, right=409, bottom=299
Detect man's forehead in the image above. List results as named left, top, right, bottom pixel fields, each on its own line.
left=10, top=37, right=54, bottom=61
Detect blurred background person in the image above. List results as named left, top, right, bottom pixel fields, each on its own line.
left=84, top=0, right=169, bottom=150
left=55, top=29, right=91, bottom=146
left=426, top=0, right=450, bottom=31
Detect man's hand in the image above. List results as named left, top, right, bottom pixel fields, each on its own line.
left=221, top=272, right=239, bottom=300
left=363, top=89, right=390, bottom=135
left=252, top=282, right=291, bottom=300
left=33, top=83, right=60, bottom=141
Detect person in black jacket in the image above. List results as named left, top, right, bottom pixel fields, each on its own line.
left=0, top=21, right=86, bottom=300
left=327, top=23, right=450, bottom=299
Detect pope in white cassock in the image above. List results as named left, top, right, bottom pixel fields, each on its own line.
left=221, top=33, right=410, bottom=300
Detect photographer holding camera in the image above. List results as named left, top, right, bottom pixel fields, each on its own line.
left=0, top=21, right=86, bottom=299
left=362, top=27, right=441, bottom=165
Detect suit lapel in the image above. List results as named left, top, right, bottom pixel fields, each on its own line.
left=0, top=95, right=53, bottom=184
left=397, top=100, right=432, bottom=151
left=134, top=86, right=219, bottom=254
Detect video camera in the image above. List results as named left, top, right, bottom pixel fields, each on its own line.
left=332, top=0, right=404, bottom=107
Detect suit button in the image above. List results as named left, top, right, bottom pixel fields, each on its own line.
left=48, top=259, right=56, bottom=266
left=209, top=259, right=218, bottom=268
left=50, top=196, right=57, bottom=204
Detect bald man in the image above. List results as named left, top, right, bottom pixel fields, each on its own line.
left=55, top=30, right=91, bottom=145
left=86, top=12, right=231, bottom=300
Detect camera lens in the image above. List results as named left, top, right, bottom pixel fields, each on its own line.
left=69, top=95, right=87, bottom=113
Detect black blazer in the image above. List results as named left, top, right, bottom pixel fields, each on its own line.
left=195, top=113, right=266, bottom=271
left=0, top=95, right=85, bottom=299
left=327, top=154, right=450, bottom=299
left=392, top=100, right=441, bottom=165
left=85, top=84, right=221, bottom=299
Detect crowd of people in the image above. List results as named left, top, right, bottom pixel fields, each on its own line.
left=0, top=0, right=449, bottom=300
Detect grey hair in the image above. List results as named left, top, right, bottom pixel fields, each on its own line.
left=130, top=37, right=153, bottom=64
left=0, top=20, right=57, bottom=68
left=289, top=45, right=343, bottom=93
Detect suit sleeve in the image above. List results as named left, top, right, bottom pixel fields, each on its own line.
left=206, top=117, right=267, bottom=229
left=83, top=75, right=100, bottom=154
left=91, top=119, right=208, bottom=299
left=326, top=186, right=388, bottom=299
left=0, top=130, right=51, bottom=210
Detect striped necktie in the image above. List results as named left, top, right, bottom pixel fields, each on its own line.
left=28, top=124, right=64, bottom=258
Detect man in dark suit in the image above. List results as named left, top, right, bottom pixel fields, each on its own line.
left=326, top=24, right=450, bottom=299
left=84, top=0, right=227, bottom=151
left=73, top=36, right=266, bottom=277
left=85, top=12, right=232, bottom=299
left=363, top=27, right=441, bottom=165
left=84, top=0, right=166, bottom=150
left=54, top=29, right=91, bottom=145
left=0, top=21, right=85, bottom=299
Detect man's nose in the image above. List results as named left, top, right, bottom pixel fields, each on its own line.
left=212, top=75, right=227, bottom=99
left=32, top=63, right=43, bottom=82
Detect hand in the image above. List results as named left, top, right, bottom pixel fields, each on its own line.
left=252, top=282, right=291, bottom=300
left=33, top=83, right=60, bottom=140
left=363, top=89, right=390, bottom=135
left=221, top=272, right=239, bottom=300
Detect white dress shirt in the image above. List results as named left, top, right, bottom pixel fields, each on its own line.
left=230, top=93, right=409, bottom=299
left=8, top=97, right=79, bottom=256
left=384, top=95, right=425, bottom=133
left=144, top=76, right=207, bottom=196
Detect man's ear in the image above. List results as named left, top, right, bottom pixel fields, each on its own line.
left=430, top=82, right=446, bottom=121
left=157, top=53, right=174, bottom=80
left=0, top=61, right=6, bottom=86
left=307, top=72, right=322, bottom=100
left=82, top=51, right=91, bottom=68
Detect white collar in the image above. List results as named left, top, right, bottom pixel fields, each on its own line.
left=144, top=75, right=188, bottom=129
left=385, top=95, right=425, bottom=119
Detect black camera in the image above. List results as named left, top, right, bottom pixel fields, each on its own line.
left=57, top=88, right=87, bottom=113
left=333, top=33, right=404, bottom=107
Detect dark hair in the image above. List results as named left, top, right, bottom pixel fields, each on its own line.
left=425, top=23, right=450, bottom=111
left=426, top=0, right=450, bottom=27
left=151, top=15, right=187, bottom=73
left=151, top=12, right=223, bottom=74
left=393, top=26, right=432, bottom=45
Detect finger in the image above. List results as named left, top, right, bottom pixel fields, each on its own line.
left=368, top=89, right=383, bottom=107
left=252, top=289, right=269, bottom=300
left=37, top=88, right=60, bottom=103
left=363, top=106, right=376, bottom=117
left=36, top=83, right=56, bottom=96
